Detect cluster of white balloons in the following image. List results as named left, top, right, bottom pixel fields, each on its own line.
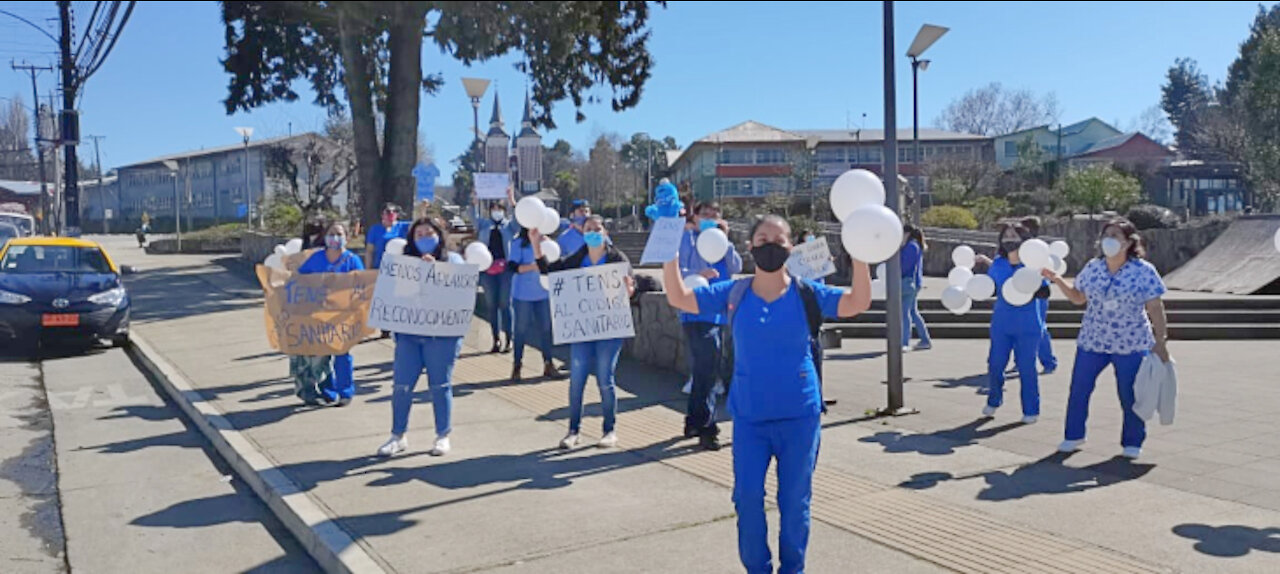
left=264, top=238, right=305, bottom=271
left=515, top=196, right=562, bottom=237
left=941, top=240, right=1072, bottom=314
left=941, top=246, right=983, bottom=315
left=384, top=232, right=497, bottom=269
left=831, top=169, right=902, bottom=264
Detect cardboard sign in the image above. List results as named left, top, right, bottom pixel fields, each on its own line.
left=549, top=262, right=635, bottom=345
left=786, top=238, right=837, bottom=281
left=475, top=172, right=510, bottom=200
left=255, top=266, right=379, bottom=356
left=639, top=217, right=687, bottom=265
left=366, top=255, right=480, bottom=337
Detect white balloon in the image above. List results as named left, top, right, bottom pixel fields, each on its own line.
left=840, top=205, right=903, bottom=263
left=966, top=274, right=996, bottom=301
left=1274, top=227, right=1280, bottom=253
left=684, top=274, right=710, bottom=290
left=1012, top=266, right=1044, bottom=294
left=515, top=196, right=547, bottom=229
left=284, top=238, right=304, bottom=254
left=876, top=263, right=887, bottom=280
left=830, top=169, right=886, bottom=221
left=1002, top=279, right=1035, bottom=307
left=952, top=245, right=976, bottom=269
left=871, top=278, right=886, bottom=300
left=385, top=238, right=407, bottom=255
left=264, top=253, right=285, bottom=270
left=1052, top=255, right=1069, bottom=277
left=950, top=296, right=973, bottom=316
left=697, top=228, right=730, bottom=264
left=1019, top=239, right=1052, bottom=270
left=540, top=239, right=562, bottom=263
left=948, top=266, right=974, bottom=288
left=464, top=242, right=493, bottom=270
left=539, top=275, right=551, bottom=292
left=1049, top=240, right=1071, bottom=259
left=273, top=245, right=287, bottom=256
left=941, top=285, right=970, bottom=311
left=538, top=207, right=561, bottom=235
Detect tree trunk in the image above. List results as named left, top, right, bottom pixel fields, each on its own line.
left=337, top=9, right=383, bottom=231
left=381, top=3, right=426, bottom=212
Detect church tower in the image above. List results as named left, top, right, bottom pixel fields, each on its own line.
left=483, top=93, right=510, bottom=175
left=514, top=91, right=543, bottom=194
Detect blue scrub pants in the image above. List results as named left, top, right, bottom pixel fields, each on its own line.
left=323, top=354, right=355, bottom=402
left=733, top=415, right=821, bottom=574
left=391, top=335, right=463, bottom=437
left=479, top=271, right=513, bottom=342
left=567, top=338, right=624, bottom=434
left=987, top=325, right=1041, bottom=417
left=1038, top=303, right=1058, bottom=371
left=683, top=322, right=722, bottom=438
left=1065, top=349, right=1147, bottom=448
left=513, top=299, right=554, bottom=367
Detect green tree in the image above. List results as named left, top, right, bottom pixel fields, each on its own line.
left=1013, top=135, right=1047, bottom=186
left=1224, top=4, right=1280, bottom=106
left=929, top=178, right=969, bottom=206
left=1242, top=28, right=1280, bottom=207
left=1161, top=58, right=1213, bottom=155
left=220, top=1, right=663, bottom=229
left=1058, top=165, right=1142, bottom=214
left=966, top=196, right=1011, bottom=229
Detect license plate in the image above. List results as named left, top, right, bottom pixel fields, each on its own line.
left=42, top=313, right=80, bottom=327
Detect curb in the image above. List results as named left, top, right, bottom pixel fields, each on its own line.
left=126, top=333, right=388, bottom=574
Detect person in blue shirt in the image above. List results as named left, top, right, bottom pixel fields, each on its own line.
left=364, top=203, right=409, bottom=270
left=981, top=220, right=1051, bottom=424
left=294, top=222, right=364, bottom=406
left=1043, top=218, right=1170, bottom=460
left=557, top=199, right=592, bottom=256
left=475, top=188, right=518, bottom=354
left=508, top=227, right=562, bottom=382
left=377, top=217, right=469, bottom=459
left=978, top=217, right=1058, bottom=374
left=899, top=224, right=933, bottom=352
left=663, top=215, right=873, bottom=574
left=677, top=201, right=743, bottom=451
left=530, top=216, right=636, bottom=449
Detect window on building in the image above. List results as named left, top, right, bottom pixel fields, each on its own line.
left=717, top=149, right=754, bottom=165
left=815, top=148, right=845, bottom=163
left=1004, top=141, right=1018, bottom=156
left=756, top=149, right=788, bottom=164
left=862, top=147, right=882, bottom=164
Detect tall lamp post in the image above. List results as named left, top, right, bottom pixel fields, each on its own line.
left=234, top=127, right=254, bottom=228
left=462, top=77, right=491, bottom=222
left=164, top=160, right=181, bottom=251
left=906, top=23, right=948, bottom=225
left=881, top=1, right=916, bottom=416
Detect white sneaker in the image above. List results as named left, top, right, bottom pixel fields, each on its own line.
left=1021, top=415, right=1038, bottom=425
left=902, top=346, right=912, bottom=354
left=1058, top=439, right=1085, bottom=453
left=377, top=435, right=408, bottom=457
left=713, top=381, right=725, bottom=396
left=982, top=405, right=998, bottom=417
left=598, top=432, right=618, bottom=449
left=1122, top=447, right=1142, bottom=460
left=429, top=436, right=451, bottom=457
left=681, top=380, right=692, bottom=395
left=559, top=433, right=580, bottom=450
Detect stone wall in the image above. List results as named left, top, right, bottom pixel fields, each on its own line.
left=145, top=237, right=242, bottom=255
left=241, top=230, right=288, bottom=265
left=623, top=293, right=689, bottom=377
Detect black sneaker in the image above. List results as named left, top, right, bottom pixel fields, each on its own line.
left=699, top=435, right=722, bottom=452
left=683, top=425, right=699, bottom=439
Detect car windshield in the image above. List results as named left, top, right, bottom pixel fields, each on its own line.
left=0, top=245, right=114, bottom=274
left=0, top=214, right=33, bottom=236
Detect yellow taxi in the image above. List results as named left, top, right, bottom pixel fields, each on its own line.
left=0, top=237, right=135, bottom=347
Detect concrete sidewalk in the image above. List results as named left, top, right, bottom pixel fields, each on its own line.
left=104, top=236, right=1280, bottom=573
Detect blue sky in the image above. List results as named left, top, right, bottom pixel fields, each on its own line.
left=0, top=1, right=1272, bottom=173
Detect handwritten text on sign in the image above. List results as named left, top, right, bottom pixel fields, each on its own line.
left=255, top=266, right=379, bottom=356
left=786, top=237, right=837, bottom=281
left=639, top=217, right=687, bottom=265
left=475, top=172, right=510, bottom=200
left=367, top=256, right=480, bottom=337
left=549, top=262, right=635, bottom=345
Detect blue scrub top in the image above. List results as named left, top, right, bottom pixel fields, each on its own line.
left=297, top=249, right=364, bottom=274
left=695, top=279, right=843, bottom=423
left=366, top=222, right=409, bottom=269
left=558, top=227, right=586, bottom=256
left=678, top=229, right=743, bottom=325
left=508, top=238, right=549, bottom=302
left=988, top=256, right=1047, bottom=335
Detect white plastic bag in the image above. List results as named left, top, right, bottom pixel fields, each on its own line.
left=1133, top=354, right=1177, bottom=425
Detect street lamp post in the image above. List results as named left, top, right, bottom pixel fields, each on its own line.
left=462, top=77, right=491, bottom=222
left=907, top=23, right=949, bottom=225
left=881, top=1, right=915, bottom=416
left=234, top=127, right=254, bottom=228
left=164, top=160, right=181, bottom=251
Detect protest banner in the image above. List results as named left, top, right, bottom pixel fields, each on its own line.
left=255, top=266, right=379, bottom=355
left=548, top=262, right=635, bottom=345
left=786, top=237, right=837, bottom=281
left=639, top=217, right=687, bottom=265
left=475, top=172, right=510, bottom=200
left=366, top=255, right=481, bottom=338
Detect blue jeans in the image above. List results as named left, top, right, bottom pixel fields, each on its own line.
left=513, top=299, right=553, bottom=367
left=392, top=334, right=463, bottom=437
left=1038, top=303, right=1058, bottom=370
left=568, top=338, right=624, bottom=434
left=901, top=281, right=932, bottom=348
left=987, top=326, right=1041, bottom=417
left=324, top=354, right=355, bottom=401
left=1065, top=349, right=1147, bottom=448
left=683, top=322, right=722, bottom=437
left=733, top=415, right=821, bottom=574
left=479, top=271, right=513, bottom=341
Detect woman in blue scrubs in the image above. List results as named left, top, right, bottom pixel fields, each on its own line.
left=982, top=220, right=1051, bottom=424
left=1043, top=218, right=1170, bottom=460
left=530, top=216, right=636, bottom=449
left=294, top=222, right=364, bottom=407
left=664, top=215, right=873, bottom=574
left=475, top=189, right=518, bottom=353
left=377, top=217, right=468, bottom=458
left=508, top=227, right=561, bottom=382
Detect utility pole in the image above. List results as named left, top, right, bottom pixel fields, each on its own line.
left=47, top=93, right=61, bottom=235
left=11, top=62, right=52, bottom=235
left=59, top=0, right=82, bottom=237
left=87, top=135, right=106, bottom=232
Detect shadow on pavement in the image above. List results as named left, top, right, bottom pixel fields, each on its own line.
left=858, top=418, right=1025, bottom=456
left=898, top=452, right=1156, bottom=502
left=77, top=430, right=205, bottom=454
left=1171, top=523, right=1280, bottom=558
left=125, top=263, right=260, bottom=322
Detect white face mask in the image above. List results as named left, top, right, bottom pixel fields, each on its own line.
left=491, top=210, right=505, bottom=222
left=1101, top=237, right=1124, bottom=258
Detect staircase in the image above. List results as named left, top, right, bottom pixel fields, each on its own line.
left=825, top=298, right=1280, bottom=341
left=610, top=232, right=652, bottom=266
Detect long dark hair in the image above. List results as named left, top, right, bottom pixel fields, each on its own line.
left=903, top=223, right=927, bottom=251
left=403, top=217, right=448, bottom=260
left=995, top=220, right=1036, bottom=257
left=1099, top=218, right=1146, bottom=260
